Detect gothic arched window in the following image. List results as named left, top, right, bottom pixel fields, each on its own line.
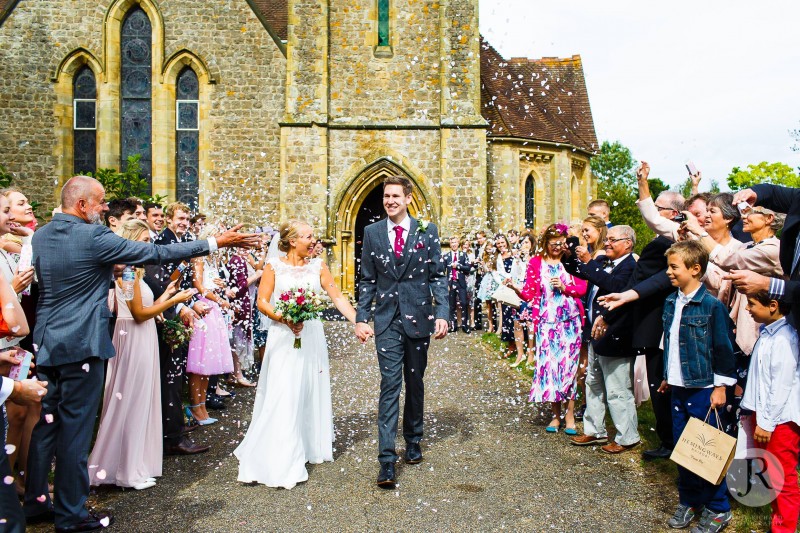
left=377, top=0, right=389, bottom=46
left=524, top=174, right=535, bottom=228
left=176, top=67, right=199, bottom=209
left=121, top=7, right=153, bottom=191
left=73, top=66, right=97, bottom=175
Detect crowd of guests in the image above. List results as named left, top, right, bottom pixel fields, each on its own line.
left=444, top=166, right=799, bottom=533
left=0, top=166, right=796, bottom=531
left=0, top=180, right=293, bottom=531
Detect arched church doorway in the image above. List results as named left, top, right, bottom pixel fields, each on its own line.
left=353, top=185, right=386, bottom=290
left=333, top=158, right=436, bottom=298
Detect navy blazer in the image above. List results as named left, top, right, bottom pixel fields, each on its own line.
left=614, top=235, right=674, bottom=350
left=356, top=217, right=449, bottom=338
left=32, top=214, right=211, bottom=366
left=752, top=183, right=800, bottom=322
left=443, top=250, right=473, bottom=289
left=575, top=254, right=637, bottom=357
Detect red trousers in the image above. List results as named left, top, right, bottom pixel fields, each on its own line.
left=755, top=421, right=800, bottom=533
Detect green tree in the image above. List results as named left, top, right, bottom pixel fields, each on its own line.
left=727, top=161, right=800, bottom=190
left=591, top=140, right=655, bottom=253
left=89, top=154, right=166, bottom=204
left=678, top=176, right=721, bottom=199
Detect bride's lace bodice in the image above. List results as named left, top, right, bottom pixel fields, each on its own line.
left=269, top=257, right=323, bottom=299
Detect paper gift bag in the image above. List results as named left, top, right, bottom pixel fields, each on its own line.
left=670, top=408, right=737, bottom=485
left=490, top=285, right=522, bottom=309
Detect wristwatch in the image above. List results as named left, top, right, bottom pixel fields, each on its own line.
left=698, top=232, right=709, bottom=238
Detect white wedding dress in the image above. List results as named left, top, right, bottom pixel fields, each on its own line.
left=234, top=257, right=334, bottom=489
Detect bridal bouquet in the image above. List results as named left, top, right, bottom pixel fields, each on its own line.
left=162, top=318, right=194, bottom=351
left=274, top=287, right=328, bottom=348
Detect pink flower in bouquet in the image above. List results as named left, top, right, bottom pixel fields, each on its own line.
left=296, top=295, right=306, bottom=305
left=280, top=293, right=291, bottom=301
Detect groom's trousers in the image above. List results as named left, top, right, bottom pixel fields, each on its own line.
left=375, top=315, right=429, bottom=464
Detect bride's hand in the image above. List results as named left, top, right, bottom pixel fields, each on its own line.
left=286, top=319, right=304, bottom=336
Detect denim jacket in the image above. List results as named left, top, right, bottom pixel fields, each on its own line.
left=662, top=284, right=736, bottom=387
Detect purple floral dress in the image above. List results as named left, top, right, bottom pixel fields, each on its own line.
left=529, top=262, right=582, bottom=403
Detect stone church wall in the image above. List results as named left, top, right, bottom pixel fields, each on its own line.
left=0, top=0, right=285, bottom=223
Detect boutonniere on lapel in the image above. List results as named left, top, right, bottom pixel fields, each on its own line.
left=416, top=219, right=430, bottom=234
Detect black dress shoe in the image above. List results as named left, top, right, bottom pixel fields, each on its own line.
left=26, top=510, right=55, bottom=524
left=376, top=462, right=396, bottom=489
left=474, top=322, right=483, bottom=331
left=55, top=510, right=114, bottom=533
left=206, top=396, right=227, bottom=411
left=181, top=424, right=199, bottom=435
left=461, top=325, right=471, bottom=334
left=165, top=437, right=210, bottom=456
left=404, top=442, right=423, bottom=464
left=642, top=446, right=673, bottom=460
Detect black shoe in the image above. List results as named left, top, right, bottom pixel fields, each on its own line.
left=474, top=322, right=483, bottom=331
left=206, top=396, right=227, bottom=411
left=404, top=442, right=423, bottom=464
left=448, top=324, right=456, bottom=333
left=26, top=510, right=55, bottom=524
left=461, top=325, right=471, bottom=334
left=55, top=510, right=114, bottom=533
left=165, top=437, right=210, bottom=456
left=377, top=462, right=396, bottom=489
left=642, top=446, right=673, bottom=460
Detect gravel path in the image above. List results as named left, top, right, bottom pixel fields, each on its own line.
left=38, top=322, right=673, bottom=532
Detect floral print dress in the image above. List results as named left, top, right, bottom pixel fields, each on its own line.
left=529, top=262, right=583, bottom=403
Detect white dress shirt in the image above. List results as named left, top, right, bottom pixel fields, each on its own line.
left=666, top=286, right=737, bottom=388
left=740, top=317, right=800, bottom=431
left=0, top=376, right=13, bottom=405
left=587, top=253, right=628, bottom=323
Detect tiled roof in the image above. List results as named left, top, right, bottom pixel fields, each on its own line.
left=248, top=0, right=287, bottom=42
left=480, top=38, right=598, bottom=154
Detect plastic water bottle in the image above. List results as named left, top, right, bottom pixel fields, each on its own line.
left=121, top=266, right=136, bottom=301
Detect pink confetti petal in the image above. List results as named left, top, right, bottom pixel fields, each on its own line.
left=4, top=444, right=15, bottom=455
left=44, top=414, right=54, bottom=424
left=115, top=393, right=122, bottom=400
left=96, top=469, right=106, bottom=480
left=81, top=364, right=90, bottom=372
left=2, top=476, right=13, bottom=485
left=36, top=494, right=46, bottom=503
left=100, top=516, right=110, bottom=527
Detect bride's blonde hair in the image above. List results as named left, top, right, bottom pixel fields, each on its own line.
left=278, top=219, right=309, bottom=253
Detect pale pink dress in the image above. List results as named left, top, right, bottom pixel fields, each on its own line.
left=88, top=281, right=162, bottom=487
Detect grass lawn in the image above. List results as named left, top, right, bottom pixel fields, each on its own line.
left=481, top=332, right=774, bottom=533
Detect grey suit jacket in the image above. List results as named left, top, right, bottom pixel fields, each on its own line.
left=356, top=217, right=449, bottom=338
left=32, top=213, right=211, bottom=366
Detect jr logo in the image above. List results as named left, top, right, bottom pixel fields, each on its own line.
left=727, top=448, right=784, bottom=507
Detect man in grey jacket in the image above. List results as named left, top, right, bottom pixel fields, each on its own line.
left=24, top=176, right=259, bottom=532
left=355, top=175, right=449, bottom=489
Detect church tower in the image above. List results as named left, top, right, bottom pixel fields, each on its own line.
left=281, top=0, right=488, bottom=295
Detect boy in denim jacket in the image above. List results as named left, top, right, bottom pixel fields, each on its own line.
left=658, top=241, right=737, bottom=533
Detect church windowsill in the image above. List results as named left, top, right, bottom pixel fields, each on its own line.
left=373, top=45, right=393, bottom=59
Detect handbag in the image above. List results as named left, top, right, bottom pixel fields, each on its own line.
left=670, top=407, right=737, bottom=485
left=490, top=285, right=522, bottom=309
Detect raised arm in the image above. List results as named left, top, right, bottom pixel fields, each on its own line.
left=126, top=275, right=194, bottom=323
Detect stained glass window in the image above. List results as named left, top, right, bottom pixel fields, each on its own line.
left=73, top=66, right=96, bottom=175
left=121, top=7, right=152, bottom=191
left=524, top=175, right=535, bottom=228
left=176, top=67, right=199, bottom=209
left=377, top=0, right=389, bottom=47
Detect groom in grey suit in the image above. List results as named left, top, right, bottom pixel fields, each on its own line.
left=24, top=176, right=259, bottom=532
left=355, top=175, right=449, bottom=489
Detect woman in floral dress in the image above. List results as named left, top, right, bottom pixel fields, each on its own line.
left=508, top=224, right=586, bottom=434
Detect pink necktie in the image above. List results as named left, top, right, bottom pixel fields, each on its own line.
left=393, top=226, right=404, bottom=258
left=452, top=253, right=458, bottom=280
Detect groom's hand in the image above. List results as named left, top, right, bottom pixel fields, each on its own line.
left=355, top=322, right=374, bottom=343
left=433, top=319, right=448, bottom=340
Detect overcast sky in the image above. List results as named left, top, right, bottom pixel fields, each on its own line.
left=480, top=0, right=800, bottom=190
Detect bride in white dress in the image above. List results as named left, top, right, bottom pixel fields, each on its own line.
left=234, top=220, right=358, bottom=489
